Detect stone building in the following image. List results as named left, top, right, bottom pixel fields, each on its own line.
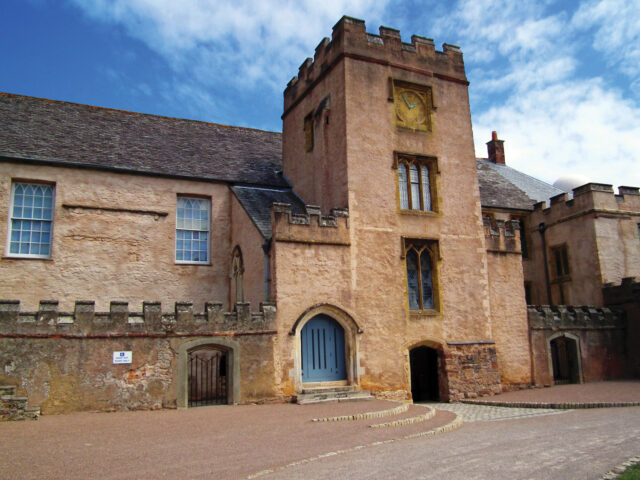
left=0, top=16, right=637, bottom=415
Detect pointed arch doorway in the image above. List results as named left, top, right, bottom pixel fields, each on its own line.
left=301, top=314, right=346, bottom=382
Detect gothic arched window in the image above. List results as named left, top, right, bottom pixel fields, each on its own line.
left=404, top=240, right=438, bottom=310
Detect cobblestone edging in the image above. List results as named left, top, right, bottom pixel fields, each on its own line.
left=312, top=403, right=409, bottom=422
left=600, top=455, right=640, bottom=479
left=246, top=411, right=464, bottom=479
left=370, top=406, right=435, bottom=428
left=460, top=399, right=640, bottom=409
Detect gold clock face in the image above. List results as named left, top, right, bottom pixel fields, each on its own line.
left=394, top=86, right=430, bottom=132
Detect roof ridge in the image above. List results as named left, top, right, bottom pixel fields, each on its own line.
left=0, top=92, right=283, bottom=136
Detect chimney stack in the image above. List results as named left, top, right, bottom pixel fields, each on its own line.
left=487, top=131, right=505, bottom=165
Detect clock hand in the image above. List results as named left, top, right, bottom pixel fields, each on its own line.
left=408, top=102, right=417, bottom=110
left=402, top=93, right=412, bottom=108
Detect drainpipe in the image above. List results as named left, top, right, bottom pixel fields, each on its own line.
left=261, top=239, right=272, bottom=301
left=537, top=222, right=552, bottom=305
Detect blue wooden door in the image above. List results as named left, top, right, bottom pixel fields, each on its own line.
left=301, top=315, right=346, bottom=382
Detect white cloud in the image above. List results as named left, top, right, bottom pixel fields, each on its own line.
left=572, top=0, right=640, bottom=93
left=474, top=79, right=640, bottom=188
left=70, top=0, right=389, bottom=89
left=431, top=0, right=640, bottom=189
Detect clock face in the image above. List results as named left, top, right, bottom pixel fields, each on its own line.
left=394, top=86, right=430, bottom=132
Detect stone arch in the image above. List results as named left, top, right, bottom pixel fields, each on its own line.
left=547, top=332, right=583, bottom=385
left=177, top=337, right=241, bottom=407
left=290, top=304, right=362, bottom=390
left=406, top=338, right=448, bottom=402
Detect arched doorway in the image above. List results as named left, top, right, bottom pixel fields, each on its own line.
left=550, top=335, right=580, bottom=385
left=410, top=346, right=440, bottom=401
left=188, top=347, right=228, bottom=406
left=301, top=315, right=346, bottom=382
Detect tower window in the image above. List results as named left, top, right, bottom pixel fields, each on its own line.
left=396, top=153, right=437, bottom=212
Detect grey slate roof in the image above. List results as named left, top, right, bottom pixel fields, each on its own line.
left=477, top=158, right=564, bottom=208
left=231, top=186, right=306, bottom=239
left=0, top=93, right=286, bottom=187
left=477, top=159, right=564, bottom=210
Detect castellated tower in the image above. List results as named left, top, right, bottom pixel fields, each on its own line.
left=275, top=16, right=531, bottom=401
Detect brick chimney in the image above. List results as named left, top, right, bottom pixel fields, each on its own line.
left=486, top=131, right=505, bottom=165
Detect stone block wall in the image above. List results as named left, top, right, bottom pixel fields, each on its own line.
left=444, top=342, right=502, bottom=401
left=528, top=305, right=628, bottom=385
left=0, top=300, right=277, bottom=414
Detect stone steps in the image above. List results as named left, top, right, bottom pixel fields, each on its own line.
left=295, top=387, right=374, bottom=404
left=0, top=386, right=39, bottom=421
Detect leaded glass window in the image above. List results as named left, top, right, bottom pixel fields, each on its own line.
left=176, top=197, right=210, bottom=263
left=404, top=240, right=436, bottom=310
left=396, top=155, right=435, bottom=212
left=398, top=164, right=409, bottom=209
left=8, top=182, right=54, bottom=258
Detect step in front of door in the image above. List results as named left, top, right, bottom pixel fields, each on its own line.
left=295, top=389, right=373, bottom=405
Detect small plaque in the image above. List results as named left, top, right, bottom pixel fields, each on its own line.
left=113, top=351, right=132, bottom=364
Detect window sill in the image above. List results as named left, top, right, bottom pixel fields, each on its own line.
left=399, top=209, right=439, bottom=217
left=174, top=261, right=212, bottom=266
left=3, top=255, right=53, bottom=261
left=409, top=309, right=440, bottom=317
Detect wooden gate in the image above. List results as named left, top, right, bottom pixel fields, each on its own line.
left=301, top=315, right=346, bottom=382
left=188, top=348, right=227, bottom=406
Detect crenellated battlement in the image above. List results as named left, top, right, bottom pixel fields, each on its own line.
left=527, top=305, right=624, bottom=330
left=271, top=203, right=350, bottom=246
left=482, top=216, right=521, bottom=253
left=284, top=15, right=466, bottom=112
left=532, top=183, right=640, bottom=223
left=0, top=300, right=276, bottom=337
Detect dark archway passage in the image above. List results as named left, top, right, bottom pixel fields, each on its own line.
left=550, top=336, right=580, bottom=385
left=410, top=346, right=440, bottom=401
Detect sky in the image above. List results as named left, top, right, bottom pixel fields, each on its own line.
left=2, top=0, right=640, bottom=190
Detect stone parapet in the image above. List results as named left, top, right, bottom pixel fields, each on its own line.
left=284, top=15, right=466, bottom=112
left=0, top=300, right=276, bottom=337
left=527, top=305, right=625, bottom=330
left=482, top=216, right=521, bottom=253
left=532, top=183, right=640, bottom=221
left=271, top=203, right=350, bottom=245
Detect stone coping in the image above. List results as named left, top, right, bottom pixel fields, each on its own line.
left=312, top=403, right=408, bottom=422
left=370, top=405, right=435, bottom=428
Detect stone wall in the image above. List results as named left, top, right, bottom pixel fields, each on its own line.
left=444, top=342, right=502, bottom=401
left=0, top=163, right=237, bottom=312
left=523, top=183, right=640, bottom=307
left=528, top=305, right=627, bottom=385
left=483, top=214, right=532, bottom=386
left=0, top=300, right=277, bottom=414
left=603, top=277, right=640, bottom=377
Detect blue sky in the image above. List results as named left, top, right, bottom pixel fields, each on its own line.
left=2, top=0, right=639, bottom=190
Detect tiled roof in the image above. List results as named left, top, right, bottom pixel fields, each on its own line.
left=0, top=93, right=286, bottom=187
left=477, top=158, right=564, bottom=208
left=231, top=186, right=306, bottom=239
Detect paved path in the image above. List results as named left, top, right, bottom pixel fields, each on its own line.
left=420, top=402, right=568, bottom=422
left=2, top=381, right=639, bottom=479
left=0, top=400, right=456, bottom=480
left=258, top=407, right=640, bottom=480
